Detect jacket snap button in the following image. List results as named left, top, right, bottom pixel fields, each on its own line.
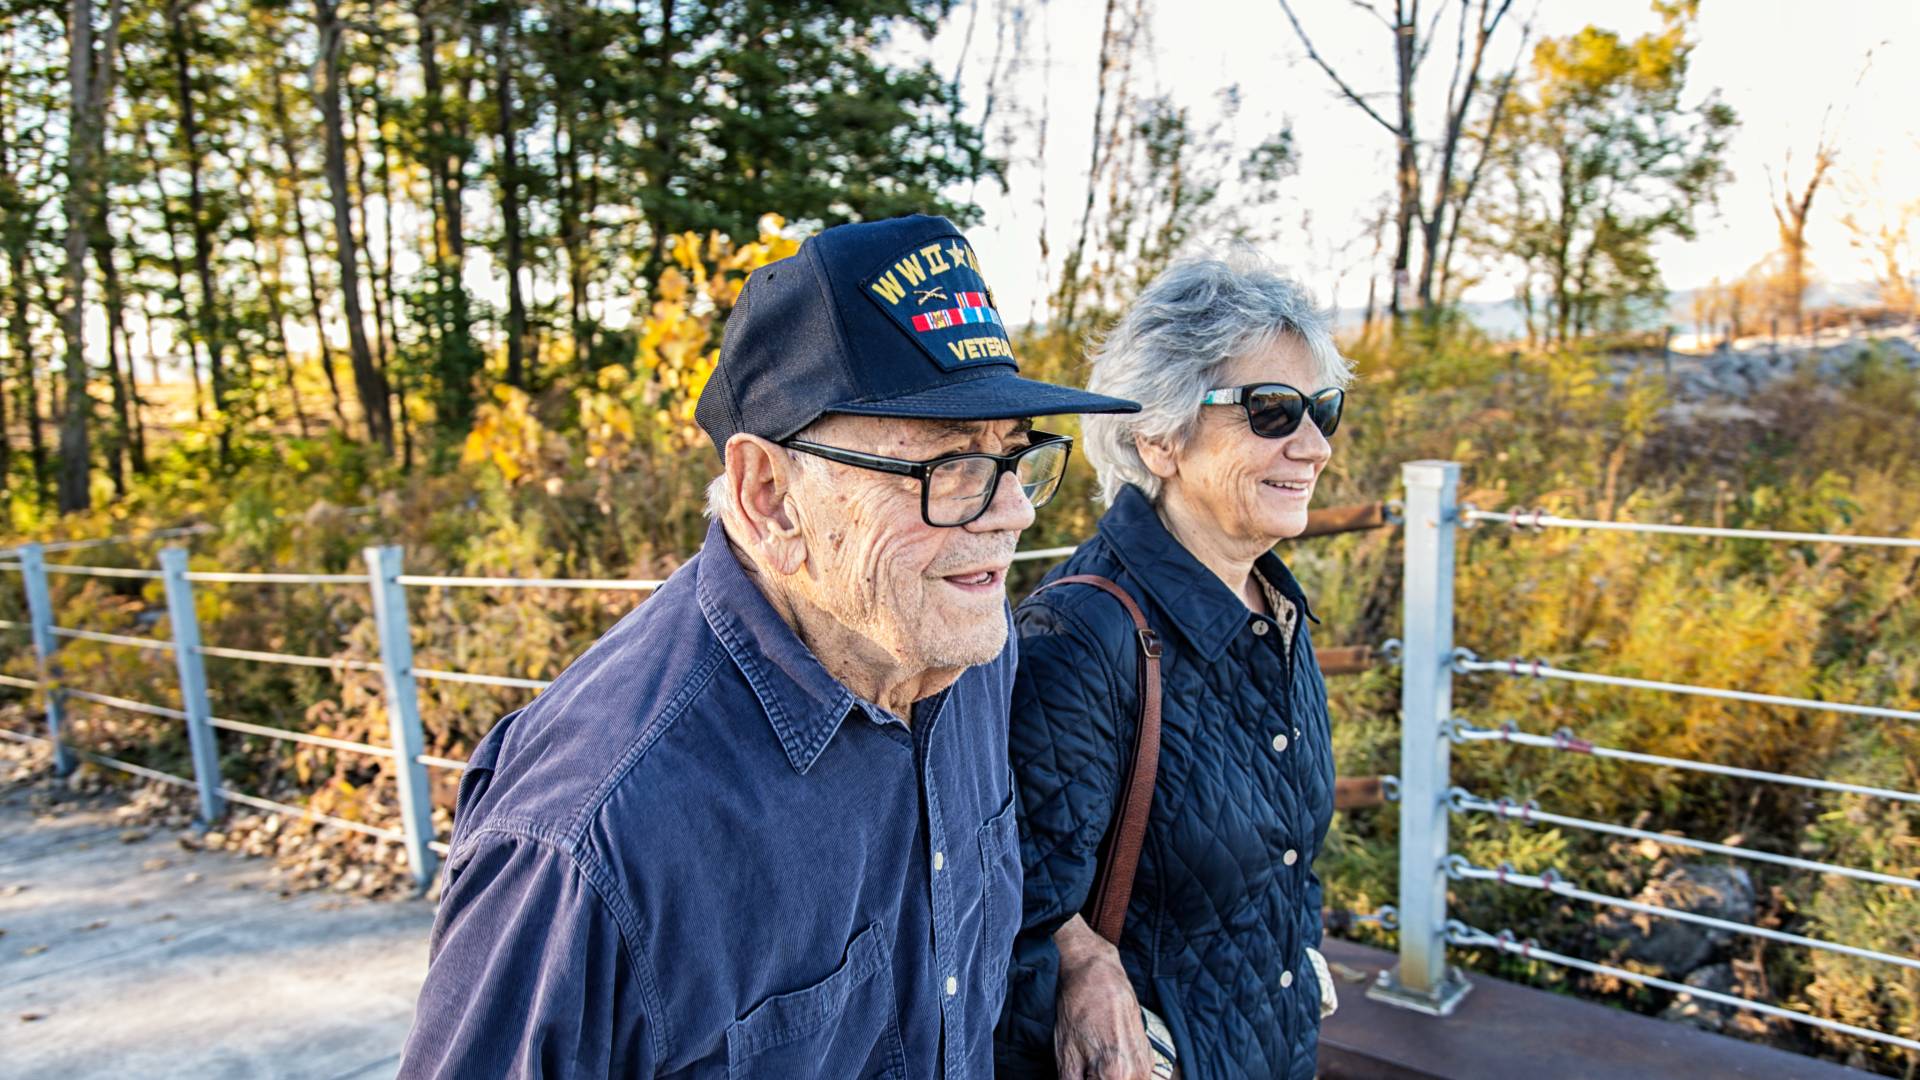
left=1271, top=733, right=1288, bottom=753
left=1283, top=848, right=1298, bottom=866
left=1280, top=970, right=1294, bottom=988
left=1250, top=620, right=1269, bottom=636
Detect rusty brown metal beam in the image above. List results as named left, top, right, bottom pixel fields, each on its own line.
left=1317, top=644, right=1374, bottom=676
left=1295, top=501, right=1390, bottom=540
left=1334, top=775, right=1387, bottom=810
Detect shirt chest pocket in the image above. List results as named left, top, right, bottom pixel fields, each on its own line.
left=725, top=923, right=907, bottom=1080
left=976, top=793, right=1021, bottom=1000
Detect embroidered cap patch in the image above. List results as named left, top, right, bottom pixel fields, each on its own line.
left=862, top=236, right=1014, bottom=372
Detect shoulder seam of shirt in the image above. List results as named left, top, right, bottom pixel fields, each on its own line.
left=565, top=629, right=728, bottom=847
left=460, top=821, right=679, bottom=1066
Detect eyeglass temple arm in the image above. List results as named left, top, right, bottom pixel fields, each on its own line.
left=1199, top=389, right=1244, bottom=405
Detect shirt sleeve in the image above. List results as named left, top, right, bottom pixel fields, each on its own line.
left=399, top=832, right=653, bottom=1079
left=995, top=597, right=1133, bottom=1076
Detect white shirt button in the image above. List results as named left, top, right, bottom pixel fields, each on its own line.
left=933, top=851, right=945, bottom=872
left=1283, top=848, right=1299, bottom=866
left=1281, top=970, right=1295, bottom=988
left=1271, top=733, right=1288, bottom=753
left=1251, top=620, right=1269, bottom=636
left=945, top=976, right=958, bottom=996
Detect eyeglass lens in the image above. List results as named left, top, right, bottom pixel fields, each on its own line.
left=926, top=441, right=1069, bottom=525
left=1245, top=385, right=1343, bottom=439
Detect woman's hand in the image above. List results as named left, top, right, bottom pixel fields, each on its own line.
left=1053, top=915, right=1155, bottom=1080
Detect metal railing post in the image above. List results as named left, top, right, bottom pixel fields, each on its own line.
left=1368, top=460, right=1473, bottom=1015
left=159, top=548, right=226, bottom=824
left=364, top=545, right=438, bottom=889
left=18, top=544, right=74, bottom=775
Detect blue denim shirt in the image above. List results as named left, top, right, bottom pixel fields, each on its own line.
left=399, top=519, right=1023, bottom=1078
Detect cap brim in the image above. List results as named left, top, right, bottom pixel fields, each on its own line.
left=827, top=373, right=1140, bottom=422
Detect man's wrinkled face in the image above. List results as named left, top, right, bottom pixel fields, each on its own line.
left=784, top=415, right=1038, bottom=675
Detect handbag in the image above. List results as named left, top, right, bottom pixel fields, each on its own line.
left=1028, top=575, right=1175, bottom=1076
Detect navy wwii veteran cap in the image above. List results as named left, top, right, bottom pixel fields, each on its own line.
left=696, top=214, right=1139, bottom=458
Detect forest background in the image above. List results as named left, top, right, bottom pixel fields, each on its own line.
left=0, top=0, right=1917, bottom=1073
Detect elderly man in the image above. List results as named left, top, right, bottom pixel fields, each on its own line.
left=398, top=215, right=1137, bottom=1079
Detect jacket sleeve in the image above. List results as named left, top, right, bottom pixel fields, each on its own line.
left=398, top=832, right=653, bottom=1079
left=995, top=596, right=1136, bottom=1076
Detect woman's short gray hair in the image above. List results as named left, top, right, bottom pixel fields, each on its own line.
left=1082, top=254, right=1351, bottom=506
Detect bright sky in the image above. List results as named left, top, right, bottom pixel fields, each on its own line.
left=925, top=0, right=1920, bottom=322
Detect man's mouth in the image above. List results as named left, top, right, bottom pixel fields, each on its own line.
left=1262, top=479, right=1313, bottom=494
left=940, top=567, right=1006, bottom=592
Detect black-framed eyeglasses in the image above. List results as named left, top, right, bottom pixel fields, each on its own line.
left=782, top=431, right=1074, bottom=528
left=1199, top=383, right=1345, bottom=439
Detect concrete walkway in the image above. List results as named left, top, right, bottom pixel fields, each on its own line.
left=0, top=787, right=433, bottom=1079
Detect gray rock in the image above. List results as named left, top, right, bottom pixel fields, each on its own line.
left=1660, top=962, right=1738, bottom=1033
left=1596, top=863, right=1755, bottom=977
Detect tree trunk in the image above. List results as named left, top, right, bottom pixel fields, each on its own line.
left=11, top=253, right=46, bottom=501
left=270, top=72, right=351, bottom=432
left=90, top=220, right=133, bottom=492
left=1388, top=1, right=1419, bottom=322
left=140, top=127, right=207, bottom=421
left=166, top=0, right=229, bottom=456
left=59, top=0, right=101, bottom=512
left=495, top=11, right=529, bottom=388
left=238, top=172, right=312, bottom=437
left=316, top=0, right=393, bottom=452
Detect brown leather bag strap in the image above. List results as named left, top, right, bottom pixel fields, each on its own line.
left=1029, top=574, right=1163, bottom=945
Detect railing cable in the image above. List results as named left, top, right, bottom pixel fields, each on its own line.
left=1463, top=507, right=1920, bottom=550
left=412, top=667, right=551, bottom=690
left=1445, top=921, right=1920, bottom=1053
left=52, top=626, right=176, bottom=653
left=1447, top=857, right=1920, bottom=973
left=396, top=574, right=664, bottom=591
left=1449, top=719, right=1920, bottom=804
left=193, top=644, right=383, bottom=672
left=1454, top=652, right=1920, bottom=725
left=1449, top=789, right=1920, bottom=890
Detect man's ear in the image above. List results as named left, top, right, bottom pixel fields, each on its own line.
left=1135, top=430, right=1181, bottom=482
left=724, top=434, right=808, bottom=575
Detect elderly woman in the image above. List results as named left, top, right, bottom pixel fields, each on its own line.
left=995, top=256, right=1348, bottom=1080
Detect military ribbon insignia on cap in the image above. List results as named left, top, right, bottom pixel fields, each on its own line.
left=864, top=237, right=1014, bottom=371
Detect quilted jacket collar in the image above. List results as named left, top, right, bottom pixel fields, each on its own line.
left=1095, top=483, right=1317, bottom=663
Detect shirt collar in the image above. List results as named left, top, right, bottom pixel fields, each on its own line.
left=695, top=518, right=861, bottom=775
left=1096, top=484, right=1318, bottom=663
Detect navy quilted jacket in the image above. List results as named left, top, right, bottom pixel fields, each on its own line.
left=994, top=484, right=1335, bottom=1080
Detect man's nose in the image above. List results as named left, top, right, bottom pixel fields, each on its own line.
left=969, top=469, right=1037, bottom=534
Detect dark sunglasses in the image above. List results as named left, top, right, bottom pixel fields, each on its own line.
left=1199, top=383, right=1344, bottom=439
left=781, top=431, right=1074, bottom=528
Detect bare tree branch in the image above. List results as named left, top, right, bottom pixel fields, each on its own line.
left=1276, top=0, right=1399, bottom=135
left=1345, top=0, right=1393, bottom=30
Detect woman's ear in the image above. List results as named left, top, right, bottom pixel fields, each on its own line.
left=723, top=435, right=808, bottom=575
left=1135, top=430, right=1181, bottom=482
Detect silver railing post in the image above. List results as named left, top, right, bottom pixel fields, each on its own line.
left=18, top=544, right=74, bottom=775
left=1368, top=460, right=1473, bottom=1015
left=364, top=545, right=438, bottom=889
left=159, top=547, right=226, bottom=824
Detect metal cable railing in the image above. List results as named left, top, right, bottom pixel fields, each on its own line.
left=194, top=644, right=383, bottom=672
left=1445, top=922, right=1920, bottom=1053
left=1453, top=652, right=1920, bottom=724
left=1448, top=718, right=1920, bottom=804
left=1447, top=858, right=1920, bottom=973
left=412, top=668, right=551, bottom=690
left=184, top=570, right=372, bottom=585
left=1449, top=788, right=1920, bottom=890
left=53, top=626, right=176, bottom=653
left=0, top=725, right=400, bottom=843
left=397, top=574, right=664, bottom=591
left=43, top=565, right=165, bottom=580
left=1463, top=506, right=1920, bottom=550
